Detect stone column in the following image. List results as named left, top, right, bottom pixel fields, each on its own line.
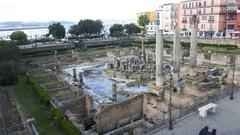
left=112, top=83, right=117, bottom=102
left=156, top=30, right=164, bottom=86
left=190, top=25, right=198, bottom=76
left=78, top=72, right=83, bottom=83
left=142, top=37, right=145, bottom=57
left=73, top=68, right=77, bottom=82
left=173, top=28, right=181, bottom=80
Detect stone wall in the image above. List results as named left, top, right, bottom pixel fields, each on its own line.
left=96, top=94, right=144, bottom=134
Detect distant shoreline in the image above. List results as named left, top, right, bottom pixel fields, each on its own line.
left=0, top=27, right=48, bottom=31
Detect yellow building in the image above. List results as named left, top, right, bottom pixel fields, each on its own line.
left=136, top=11, right=156, bottom=22
left=136, top=11, right=157, bottom=35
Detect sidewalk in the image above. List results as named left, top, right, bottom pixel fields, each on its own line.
left=151, top=92, right=240, bottom=135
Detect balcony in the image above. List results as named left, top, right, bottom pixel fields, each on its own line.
left=182, top=28, right=187, bottom=31
left=182, top=19, right=187, bottom=23
left=208, top=19, right=215, bottom=23
left=224, top=1, right=237, bottom=6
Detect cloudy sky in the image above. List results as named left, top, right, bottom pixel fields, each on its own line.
left=0, top=0, right=181, bottom=22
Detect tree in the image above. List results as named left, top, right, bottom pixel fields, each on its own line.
left=48, top=23, right=66, bottom=39
left=0, top=60, right=19, bottom=85
left=109, top=24, right=125, bottom=38
left=0, top=44, right=20, bottom=62
left=124, top=23, right=141, bottom=35
left=69, top=24, right=80, bottom=37
left=137, top=15, right=150, bottom=29
left=10, top=31, right=28, bottom=45
left=137, top=15, right=150, bottom=53
left=69, top=19, right=103, bottom=38
left=0, top=45, right=21, bottom=85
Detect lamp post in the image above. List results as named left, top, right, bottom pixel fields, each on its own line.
left=229, top=55, right=236, bottom=100
left=162, top=64, right=184, bottom=130
left=168, top=72, right=173, bottom=130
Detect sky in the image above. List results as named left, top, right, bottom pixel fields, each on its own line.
left=0, top=0, right=181, bottom=22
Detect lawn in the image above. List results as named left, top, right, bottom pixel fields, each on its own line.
left=10, top=76, right=66, bottom=135
left=49, top=88, right=73, bottom=97
left=201, top=46, right=240, bottom=54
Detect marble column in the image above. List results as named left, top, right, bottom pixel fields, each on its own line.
left=156, top=30, right=164, bottom=86
left=73, top=68, right=77, bottom=82
left=78, top=72, right=83, bottom=83
left=173, top=28, right=181, bottom=80
left=112, top=83, right=117, bottom=102
left=190, top=24, right=198, bottom=76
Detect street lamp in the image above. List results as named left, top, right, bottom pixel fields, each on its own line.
left=163, top=64, right=184, bottom=130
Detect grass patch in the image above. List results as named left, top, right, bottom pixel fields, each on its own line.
left=49, top=88, right=73, bottom=97
left=10, top=76, right=66, bottom=135
left=201, top=46, right=240, bottom=54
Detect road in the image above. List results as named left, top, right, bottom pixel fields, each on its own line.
left=150, top=91, right=240, bottom=135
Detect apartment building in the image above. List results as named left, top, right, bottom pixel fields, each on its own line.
left=156, top=3, right=179, bottom=33
left=225, top=0, right=240, bottom=36
left=179, top=0, right=227, bottom=37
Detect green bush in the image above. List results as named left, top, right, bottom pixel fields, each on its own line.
left=26, top=75, right=82, bottom=135
left=50, top=108, right=82, bottom=135
left=181, top=42, right=190, bottom=49
left=27, top=76, right=50, bottom=105
left=60, top=119, right=81, bottom=135
left=50, top=108, right=65, bottom=120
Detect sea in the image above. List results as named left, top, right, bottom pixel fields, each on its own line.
left=0, top=25, right=70, bottom=39
left=0, top=24, right=112, bottom=39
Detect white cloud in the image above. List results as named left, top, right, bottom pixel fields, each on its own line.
left=0, top=0, right=181, bottom=22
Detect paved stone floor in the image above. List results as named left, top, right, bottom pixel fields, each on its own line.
left=151, top=92, right=240, bottom=135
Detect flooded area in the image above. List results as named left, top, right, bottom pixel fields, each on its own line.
left=63, top=63, right=148, bottom=104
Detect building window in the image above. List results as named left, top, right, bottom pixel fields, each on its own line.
left=201, top=24, right=205, bottom=29
left=184, top=10, right=186, bottom=15
left=211, top=0, right=214, bottom=6
left=211, top=8, right=214, bottom=14
left=209, top=16, right=215, bottom=22
left=227, top=24, right=235, bottom=30
left=198, top=9, right=201, bottom=15
left=190, top=9, right=192, bottom=15
left=199, top=2, right=201, bottom=7
left=204, top=1, right=207, bottom=7
left=203, top=8, right=206, bottom=14
left=196, top=2, right=198, bottom=7
left=192, top=2, right=194, bottom=8
left=202, top=16, right=207, bottom=20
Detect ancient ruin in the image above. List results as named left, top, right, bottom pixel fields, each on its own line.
left=24, top=18, right=240, bottom=134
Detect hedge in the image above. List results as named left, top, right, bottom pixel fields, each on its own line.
left=27, top=75, right=50, bottom=105
left=50, top=108, right=81, bottom=135
left=60, top=119, right=81, bottom=135
left=50, top=108, right=65, bottom=120
left=27, top=75, right=82, bottom=135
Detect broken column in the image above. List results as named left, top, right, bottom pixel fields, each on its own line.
left=141, top=37, right=146, bottom=64
left=156, top=30, right=164, bottom=86
left=173, top=28, right=181, bottom=81
left=78, top=72, right=83, bottom=83
left=190, top=16, right=198, bottom=76
left=73, top=68, right=77, bottom=82
left=112, top=83, right=117, bottom=102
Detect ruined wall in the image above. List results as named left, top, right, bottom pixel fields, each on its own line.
left=143, top=94, right=167, bottom=125
left=196, top=53, right=240, bottom=67
left=96, top=95, right=144, bottom=134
